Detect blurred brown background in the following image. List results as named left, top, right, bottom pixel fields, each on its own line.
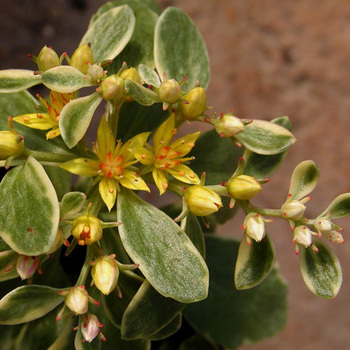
left=1, top=0, right=350, bottom=349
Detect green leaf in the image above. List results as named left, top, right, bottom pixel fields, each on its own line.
left=0, top=285, right=64, bottom=325
left=299, top=240, right=342, bottom=298
left=0, top=237, right=11, bottom=252
left=182, top=213, right=205, bottom=258
left=0, top=69, right=41, bottom=93
left=44, top=165, right=72, bottom=201
left=121, top=280, right=185, bottom=340
left=235, top=120, right=296, bottom=155
left=184, top=235, right=288, bottom=349
left=320, top=193, right=350, bottom=219
left=289, top=160, right=320, bottom=200
left=59, top=92, right=103, bottom=149
left=80, top=5, right=136, bottom=63
left=59, top=192, right=86, bottom=220
left=179, top=334, right=216, bottom=350
left=138, top=64, right=161, bottom=87
left=41, top=66, right=94, bottom=93
left=190, top=129, right=243, bottom=185
left=0, top=157, right=59, bottom=255
left=124, top=79, right=160, bottom=105
left=154, top=7, right=210, bottom=92
left=234, top=234, right=275, bottom=289
left=148, top=313, right=182, bottom=341
left=0, top=250, right=19, bottom=282
left=117, top=188, right=209, bottom=303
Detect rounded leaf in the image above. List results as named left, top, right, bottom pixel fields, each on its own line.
left=320, top=193, right=350, bottom=219
left=0, top=69, right=41, bottom=93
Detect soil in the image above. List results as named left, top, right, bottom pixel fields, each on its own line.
left=1, top=0, right=350, bottom=349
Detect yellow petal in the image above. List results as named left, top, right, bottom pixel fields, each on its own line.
left=128, top=146, right=154, bottom=165
left=167, top=164, right=200, bottom=184
left=59, top=158, right=100, bottom=177
left=153, top=113, right=176, bottom=149
left=99, top=177, right=117, bottom=211
left=170, top=131, right=200, bottom=156
left=152, top=168, right=169, bottom=195
left=13, top=113, right=57, bottom=130
left=121, top=132, right=151, bottom=163
left=119, top=169, right=150, bottom=192
left=97, top=117, right=115, bottom=157
left=46, top=127, right=61, bottom=139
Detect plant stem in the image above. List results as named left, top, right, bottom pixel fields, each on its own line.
left=76, top=246, right=94, bottom=286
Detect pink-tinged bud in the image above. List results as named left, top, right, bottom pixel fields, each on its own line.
left=36, top=46, right=60, bottom=71
left=81, top=313, right=105, bottom=343
left=16, top=255, right=40, bottom=280
left=87, top=64, right=105, bottom=83
left=70, top=44, right=94, bottom=74
left=65, top=286, right=89, bottom=315
left=293, top=226, right=312, bottom=248
left=91, top=255, right=119, bottom=295
left=184, top=185, right=223, bottom=216
left=243, top=212, right=266, bottom=242
left=99, top=75, right=125, bottom=101
left=178, top=87, right=207, bottom=120
left=71, top=214, right=103, bottom=246
left=215, top=114, right=244, bottom=138
left=120, top=67, right=141, bottom=84
left=315, top=216, right=344, bottom=243
left=281, top=200, right=306, bottom=220
left=158, top=79, right=182, bottom=104
left=227, top=175, right=262, bottom=200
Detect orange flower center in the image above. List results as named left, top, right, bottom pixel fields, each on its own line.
left=155, top=146, right=182, bottom=169
left=99, top=151, right=124, bottom=178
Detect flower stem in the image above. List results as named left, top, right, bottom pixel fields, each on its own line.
left=76, top=246, right=94, bottom=286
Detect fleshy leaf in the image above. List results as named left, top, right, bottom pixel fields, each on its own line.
left=148, top=313, right=182, bottom=341
left=124, top=79, right=160, bottom=106
left=184, top=235, right=288, bottom=349
left=0, top=157, right=60, bottom=255
left=182, top=213, right=205, bottom=258
left=154, top=7, right=210, bottom=92
left=0, top=250, right=19, bottom=282
left=288, top=160, right=320, bottom=200
left=138, top=64, right=161, bottom=87
left=320, top=193, right=350, bottom=219
left=41, top=66, right=94, bottom=93
left=59, top=192, right=86, bottom=220
left=299, top=240, right=342, bottom=299
left=0, top=285, right=64, bottom=325
left=235, top=120, right=296, bottom=155
left=80, top=5, right=136, bottom=63
left=117, top=188, right=209, bottom=303
left=234, top=234, right=275, bottom=289
left=59, top=92, right=103, bottom=149
left=0, top=69, right=41, bottom=93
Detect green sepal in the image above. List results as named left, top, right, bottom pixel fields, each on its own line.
left=235, top=120, right=296, bottom=155
left=288, top=160, right=320, bottom=200
left=59, top=92, right=103, bottom=149
left=319, top=193, right=350, bottom=219
left=234, top=234, right=275, bottom=290
left=121, top=280, right=185, bottom=340
left=138, top=64, right=161, bottom=87
left=80, top=5, right=136, bottom=63
left=0, top=285, right=65, bottom=325
left=0, top=250, right=19, bottom=282
left=154, top=7, right=210, bottom=92
left=299, top=240, right=342, bottom=299
left=59, top=192, right=86, bottom=220
left=124, top=79, right=160, bottom=105
left=184, top=235, right=288, bottom=349
left=41, top=66, right=94, bottom=93
left=0, top=157, right=60, bottom=255
left=0, top=69, right=41, bottom=93
left=117, top=188, right=209, bottom=303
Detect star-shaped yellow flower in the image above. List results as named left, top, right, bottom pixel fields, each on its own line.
left=129, top=113, right=200, bottom=195
left=59, top=117, right=150, bottom=211
left=13, top=90, right=73, bottom=139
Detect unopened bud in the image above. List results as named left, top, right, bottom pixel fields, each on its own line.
left=36, top=46, right=60, bottom=71
left=120, top=67, right=141, bottom=84
left=87, top=64, right=105, bottom=82
left=91, top=255, right=119, bottom=295
left=64, top=286, right=89, bottom=315
left=315, top=216, right=344, bottom=243
left=178, top=87, right=207, bottom=120
left=99, top=75, right=125, bottom=101
left=71, top=215, right=103, bottom=245
left=184, top=185, right=223, bottom=216
left=0, top=130, right=24, bottom=160
left=16, top=255, right=40, bottom=280
left=158, top=79, right=182, bottom=104
left=215, top=114, right=244, bottom=138
left=227, top=175, right=262, bottom=200
left=243, top=212, right=266, bottom=243
left=293, top=226, right=312, bottom=248
left=81, top=313, right=105, bottom=343
left=281, top=200, right=306, bottom=221
left=70, top=44, right=94, bottom=74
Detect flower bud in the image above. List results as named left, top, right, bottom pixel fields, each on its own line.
left=227, top=175, right=262, bottom=200
left=91, top=255, right=119, bottom=295
left=16, top=255, right=40, bottom=280
left=215, top=114, right=244, bottom=138
left=36, top=46, right=60, bottom=71
left=81, top=313, right=105, bottom=343
left=184, top=185, right=223, bottom=216
left=281, top=200, right=306, bottom=220
left=70, top=44, right=94, bottom=74
left=120, top=67, right=141, bottom=84
left=243, top=212, right=266, bottom=242
left=178, top=87, right=207, bottom=120
left=158, top=79, right=182, bottom=104
left=0, top=130, right=24, bottom=160
left=99, top=75, right=125, bottom=101
left=64, top=286, right=89, bottom=315
left=293, top=226, right=312, bottom=248
left=314, top=216, right=344, bottom=243
left=87, top=64, right=105, bottom=83
left=71, top=215, right=103, bottom=245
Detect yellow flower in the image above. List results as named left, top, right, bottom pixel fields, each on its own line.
left=13, top=90, right=73, bottom=139
left=129, top=113, right=200, bottom=195
left=59, top=117, right=150, bottom=211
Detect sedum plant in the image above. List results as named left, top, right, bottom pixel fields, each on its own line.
left=0, top=1, right=349, bottom=349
